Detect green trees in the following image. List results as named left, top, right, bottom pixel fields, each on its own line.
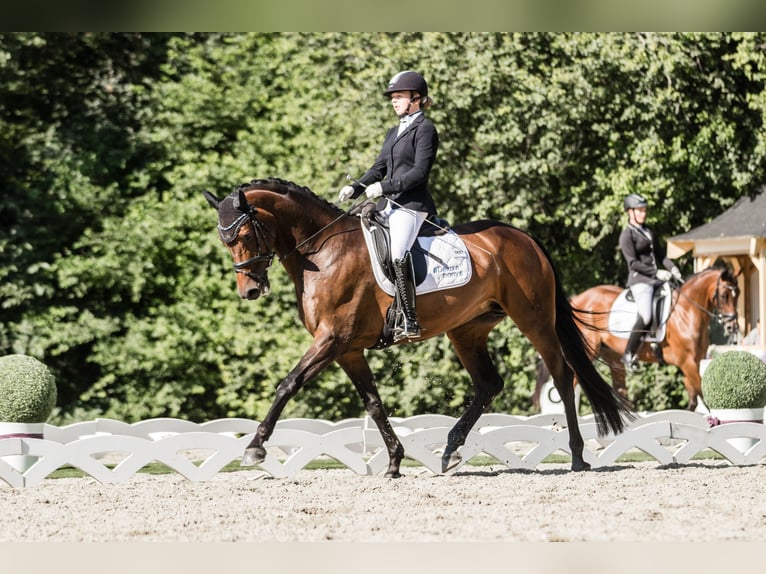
left=2, top=33, right=765, bottom=422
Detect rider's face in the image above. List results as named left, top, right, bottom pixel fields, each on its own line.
left=390, top=91, right=420, bottom=117
left=630, top=207, right=647, bottom=225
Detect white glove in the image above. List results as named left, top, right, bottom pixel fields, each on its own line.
left=338, top=185, right=354, bottom=202
left=671, top=267, right=684, bottom=282
left=365, top=181, right=383, bottom=199
left=656, top=269, right=671, bottom=281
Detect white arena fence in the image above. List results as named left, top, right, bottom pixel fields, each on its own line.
left=1, top=410, right=765, bottom=487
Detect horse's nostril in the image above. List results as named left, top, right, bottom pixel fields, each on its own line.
left=246, top=288, right=261, bottom=300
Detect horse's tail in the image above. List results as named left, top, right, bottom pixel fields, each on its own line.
left=554, top=276, right=635, bottom=435
left=533, top=239, right=636, bottom=436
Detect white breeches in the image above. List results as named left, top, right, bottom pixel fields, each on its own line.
left=378, top=200, right=428, bottom=261
left=630, top=282, right=654, bottom=325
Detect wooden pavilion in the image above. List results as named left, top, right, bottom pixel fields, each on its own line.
left=667, top=185, right=766, bottom=348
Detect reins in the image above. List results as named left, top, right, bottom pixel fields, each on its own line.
left=281, top=195, right=368, bottom=261
left=347, top=173, right=470, bottom=232
left=233, top=176, right=510, bottom=272
left=577, top=272, right=736, bottom=337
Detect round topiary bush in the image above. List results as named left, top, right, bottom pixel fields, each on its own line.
left=701, top=350, right=766, bottom=409
left=0, top=354, right=57, bottom=423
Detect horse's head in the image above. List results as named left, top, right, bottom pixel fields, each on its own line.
left=711, top=267, right=740, bottom=336
left=203, top=187, right=274, bottom=300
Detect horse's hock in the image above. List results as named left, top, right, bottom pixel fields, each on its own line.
left=1, top=411, right=765, bottom=487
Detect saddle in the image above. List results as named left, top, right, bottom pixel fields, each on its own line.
left=356, top=202, right=472, bottom=349
left=357, top=202, right=472, bottom=297
left=358, top=202, right=451, bottom=285
left=608, top=279, right=673, bottom=344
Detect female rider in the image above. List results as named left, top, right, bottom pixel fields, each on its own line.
left=338, top=70, right=439, bottom=341
left=619, top=193, right=683, bottom=370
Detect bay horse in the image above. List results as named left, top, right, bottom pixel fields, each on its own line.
left=203, top=178, right=634, bottom=476
left=533, top=267, right=739, bottom=412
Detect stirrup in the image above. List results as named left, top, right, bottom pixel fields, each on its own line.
left=621, top=352, right=638, bottom=373
left=393, top=318, right=421, bottom=341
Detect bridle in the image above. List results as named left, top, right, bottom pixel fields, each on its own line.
left=711, top=275, right=739, bottom=327
left=217, top=201, right=275, bottom=285
left=218, top=191, right=355, bottom=283
left=675, top=273, right=739, bottom=328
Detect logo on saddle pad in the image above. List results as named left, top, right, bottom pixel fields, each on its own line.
left=607, top=281, right=672, bottom=342
left=360, top=217, right=472, bottom=297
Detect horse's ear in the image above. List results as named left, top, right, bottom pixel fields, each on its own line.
left=202, top=190, right=220, bottom=210
left=238, top=188, right=249, bottom=212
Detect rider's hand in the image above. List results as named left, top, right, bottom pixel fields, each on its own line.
left=338, top=185, right=355, bottom=202
left=671, top=267, right=684, bottom=283
left=656, top=269, right=671, bottom=281
left=365, top=182, right=383, bottom=199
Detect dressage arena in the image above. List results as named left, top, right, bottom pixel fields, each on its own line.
left=3, top=413, right=766, bottom=544
left=2, top=461, right=765, bottom=543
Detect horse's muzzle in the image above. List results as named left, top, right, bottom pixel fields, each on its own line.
left=238, top=277, right=270, bottom=300
left=243, top=287, right=261, bottom=300
left=719, top=313, right=739, bottom=336
left=723, top=319, right=739, bottom=336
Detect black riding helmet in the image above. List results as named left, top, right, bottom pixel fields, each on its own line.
left=383, top=70, right=428, bottom=98
left=624, top=193, right=648, bottom=210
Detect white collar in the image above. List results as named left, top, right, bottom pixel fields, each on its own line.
left=399, top=111, right=423, bottom=125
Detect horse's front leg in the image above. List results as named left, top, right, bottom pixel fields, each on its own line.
left=337, top=352, right=404, bottom=477
left=678, top=358, right=703, bottom=412
left=242, top=335, right=338, bottom=467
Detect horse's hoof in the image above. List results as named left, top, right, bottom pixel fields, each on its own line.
left=571, top=459, right=591, bottom=472
left=241, top=446, right=266, bottom=467
left=441, top=452, right=462, bottom=473
left=384, top=470, right=402, bottom=479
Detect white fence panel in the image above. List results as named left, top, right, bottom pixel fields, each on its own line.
left=1, top=410, right=765, bottom=487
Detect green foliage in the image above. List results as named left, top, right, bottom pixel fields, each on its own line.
left=701, top=351, right=766, bottom=409
left=625, top=363, right=689, bottom=412
left=0, top=354, right=57, bottom=422
left=3, top=33, right=766, bottom=423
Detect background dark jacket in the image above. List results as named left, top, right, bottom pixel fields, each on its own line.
left=352, top=114, right=438, bottom=216
left=619, top=224, right=678, bottom=286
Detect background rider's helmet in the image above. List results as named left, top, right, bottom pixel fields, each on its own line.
left=623, top=193, right=648, bottom=210
left=383, top=71, right=428, bottom=98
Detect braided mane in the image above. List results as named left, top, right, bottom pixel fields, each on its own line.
left=234, top=177, right=343, bottom=215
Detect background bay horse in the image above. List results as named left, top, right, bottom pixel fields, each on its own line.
left=535, top=268, right=739, bottom=412
left=203, top=178, right=634, bottom=476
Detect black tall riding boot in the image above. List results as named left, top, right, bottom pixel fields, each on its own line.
left=392, top=251, right=421, bottom=341
left=621, top=317, right=646, bottom=372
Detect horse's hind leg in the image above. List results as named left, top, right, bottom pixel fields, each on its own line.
left=442, top=321, right=504, bottom=473
left=505, top=305, right=589, bottom=470
left=337, top=352, right=405, bottom=478
left=535, top=346, right=590, bottom=471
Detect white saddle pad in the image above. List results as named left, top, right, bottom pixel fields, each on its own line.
left=607, top=282, right=672, bottom=342
left=360, top=225, right=472, bottom=297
